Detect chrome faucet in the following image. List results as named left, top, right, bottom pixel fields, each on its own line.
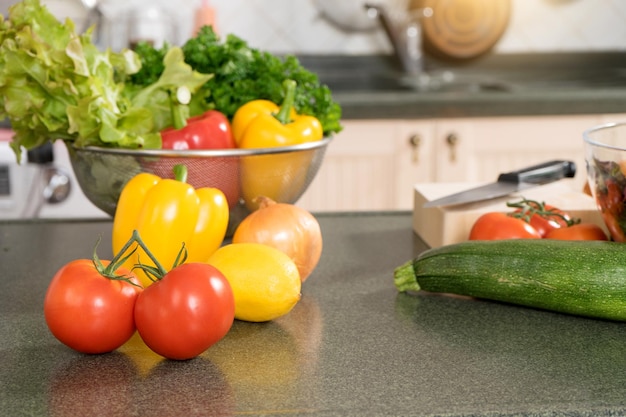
left=364, top=3, right=432, bottom=76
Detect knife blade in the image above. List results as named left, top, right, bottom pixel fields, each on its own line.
left=423, top=160, right=577, bottom=208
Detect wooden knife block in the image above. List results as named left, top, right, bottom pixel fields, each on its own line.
left=413, top=180, right=606, bottom=248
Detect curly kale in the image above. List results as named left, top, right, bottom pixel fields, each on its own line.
left=130, top=26, right=342, bottom=135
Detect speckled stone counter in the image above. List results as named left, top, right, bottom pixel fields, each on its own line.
left=1, top=212, right=625, bottom=416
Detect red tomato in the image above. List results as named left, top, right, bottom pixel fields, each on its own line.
left=134, top=263, right=235, bottom=360
left=44, top=260, right=142, bottom=354
left=469, top=212, right=542, bottom=240
left=545, top=223, right=608, bottom=241
left=515, top=203, right=572, bottom=238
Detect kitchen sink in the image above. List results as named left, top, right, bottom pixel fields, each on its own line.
left=470, top=67, right=626, bottom=91
left=510, top=69, right=626, bottom=89
left=316, top=70, right=515, bottom=93
left=298, top=54, right=626, bottom=94
left=317, top=67, right=626, bottom=94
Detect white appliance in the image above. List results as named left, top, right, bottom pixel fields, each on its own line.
left=0, top=129, right=109, bottom=220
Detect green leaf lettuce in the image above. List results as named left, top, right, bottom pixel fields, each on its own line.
left=0, top=0, right=212, bottom=160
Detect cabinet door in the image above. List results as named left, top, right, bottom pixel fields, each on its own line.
left=444, top=115, right=603, bottom=189
left=432, top=120, right=474, bottom=182
left=395, top=120, right=435, bottom=209
left=297, top=120, right=400, bottom=211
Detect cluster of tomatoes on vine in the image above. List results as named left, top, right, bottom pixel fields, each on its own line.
left=468, top=198, right=608, bottom=241
left=44, top=231, right=235, bottom=361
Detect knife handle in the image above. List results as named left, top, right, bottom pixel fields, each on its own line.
left=497, top=160, right=576, bottom=184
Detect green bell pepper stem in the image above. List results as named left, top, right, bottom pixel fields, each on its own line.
left=173, top=164, right=188, bottom=183
left=274, top=79, right=297, bottom=125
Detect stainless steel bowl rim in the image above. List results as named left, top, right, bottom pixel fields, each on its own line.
left=583, top=122, right=626, bottom=151
left=72, top=136, right=333, bottom=157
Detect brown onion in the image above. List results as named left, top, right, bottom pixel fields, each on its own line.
left=233, top=197, right=322, bottom=282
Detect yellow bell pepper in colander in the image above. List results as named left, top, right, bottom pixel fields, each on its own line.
left=232, top=79, right=324, bottom=211
left=112, top=164, right=229, bottom=287
left=232, top=79, right=323, bottom=148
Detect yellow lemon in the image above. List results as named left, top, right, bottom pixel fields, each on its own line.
left=207, top=243, right=301, bottom=322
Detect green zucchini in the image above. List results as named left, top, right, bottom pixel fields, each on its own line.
left=394, top=239, right=626, bottom=321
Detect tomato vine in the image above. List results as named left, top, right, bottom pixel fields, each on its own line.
left=506, top=198, right=580, bottom=226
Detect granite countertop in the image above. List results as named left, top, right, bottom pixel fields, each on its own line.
left=298, top=52, right=626, bottom=119
left=1, top=212, right=625, bottom=416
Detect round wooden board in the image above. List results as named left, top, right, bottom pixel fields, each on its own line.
left=410, top=0, right=511, bottom=60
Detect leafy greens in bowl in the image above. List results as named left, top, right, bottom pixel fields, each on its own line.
left=0, top=0, right=342, bottom=162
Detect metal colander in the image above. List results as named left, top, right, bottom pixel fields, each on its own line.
left=67, top=137, right=332, bottom=233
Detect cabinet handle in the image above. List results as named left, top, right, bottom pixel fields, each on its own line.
left=409, top=134, right=421, bottom=163
left=446, top=133, right=459, bottom=162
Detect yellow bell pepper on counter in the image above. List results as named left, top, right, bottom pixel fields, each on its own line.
left=112, top=165, right=229, bottom=287
left=232, top=80, right=324, bottom=211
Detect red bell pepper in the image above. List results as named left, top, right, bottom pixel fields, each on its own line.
left=160, top=110, right=236, bottom=150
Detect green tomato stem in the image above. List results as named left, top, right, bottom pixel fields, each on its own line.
left=506, top=198, right=580, bottom=226
left=91, top=230, right=188, bottom=285
left=130, top=230, right=169, bottom=279
left=129, top=230, right=189, bottom=281
left=91, top=235, right=140, bottom=287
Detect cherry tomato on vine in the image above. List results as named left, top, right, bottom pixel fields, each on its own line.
left=44, top=260, right=142, bottom=354
left=516, top=204, right=572, bottom=237
left=469, top=212, right=542, bottom=240
left=545, top=223, right=608, bottom=241
left=507, top=199, right=575, bottom=238
left=134, top=263, right=235, bottom=360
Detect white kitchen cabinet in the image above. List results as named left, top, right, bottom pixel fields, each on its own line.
left=297, top=114, right=626, bottom=212
left=296, top=120, right=405, bottom=212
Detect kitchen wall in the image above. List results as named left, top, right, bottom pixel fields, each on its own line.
left=209, top=0, right=626, bottom=54
left=17, top=0, right=626, bottom=55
